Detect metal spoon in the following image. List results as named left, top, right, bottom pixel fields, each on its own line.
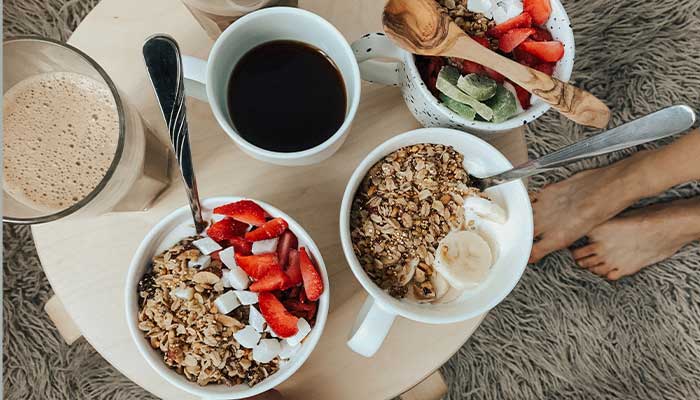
left=143, top=34, right=206, bottom=233
left=472, top=105, right=696, bottom=190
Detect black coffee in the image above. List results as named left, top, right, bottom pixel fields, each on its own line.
left=227, top=40, right=347, bottom=153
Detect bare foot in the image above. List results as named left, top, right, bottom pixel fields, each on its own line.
left=572, top=198, right=700, bottom=280
left=529, top=158, right=644, bottom=263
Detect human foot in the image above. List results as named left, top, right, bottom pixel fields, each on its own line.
left=529, top=157, right=645, bottom=263
left=572, top=198, right=700, bottom=280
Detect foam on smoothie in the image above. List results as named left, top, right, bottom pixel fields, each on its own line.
left=3, top=71, right=120, bottom=212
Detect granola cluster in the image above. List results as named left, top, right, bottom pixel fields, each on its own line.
left=437, top=0, right=498, bottom=49
left=349, top=144, right=480, bottom=299
left=137, top=237, right=279, bottom=387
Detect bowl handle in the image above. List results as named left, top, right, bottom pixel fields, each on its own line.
left=346, top=295, right=397, bottom=357
left=350, top=33, right=403, bottom=87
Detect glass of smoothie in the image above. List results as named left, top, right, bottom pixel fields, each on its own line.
left=2, top=37, right=171, bottom=224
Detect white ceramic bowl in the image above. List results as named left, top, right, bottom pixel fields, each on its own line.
left=350, top=0, right=574, bottom=135
left=125, top=197, right=330, bottom=399
left=340, top=128, right=533, bottom=356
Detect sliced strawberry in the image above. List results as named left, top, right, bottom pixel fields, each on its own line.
left=512, top=45, right=539, bottom=66
left=283, top=299, right=318, bottom=322
left=245, top=217, right=288, bottom=242
left=213, top=200, right=267, bottom=226
left=298, top=248, right=324, bottom=301
left=524, top=0, right=552, bottom=25
left=471, top=35, right=490, bottom=48
left=519, top=40, right=564, bottom=62
left=250, top=270, right=290, bottom=292
left=416, top=56, right=446, bottom=97
left=498, top=28, right=535, bottom=53
left=258, top=292, right=299, bottom=338
left=512, top=82, right=532, bottom=109
left=228, top=236, right=253, bottom=256
left=284, top=249, right=303, bottom=286
left=533, top=62, right=555, bottom=76
left=277, top=230, right=298, bottom=268
left=530, top=27, right=553, bottom=42
left=486, top=12, right=532, bottom=38
left=206, top=218, right=248, bottom=243
left=234, top=253, right=281, bottom=279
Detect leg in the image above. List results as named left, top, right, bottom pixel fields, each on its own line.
left=530, top=129, right=700, bottom=263
left=572, top=197, right=700, bottom=280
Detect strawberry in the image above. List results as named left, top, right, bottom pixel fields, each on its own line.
left=228, top=236, right=252, bottom=255
left=277, top=230, right=298, bottom=268
left=206, top=218, right=248, bottom=243
left=416, top=56, right=445, bottom=97
left=512, top=82, right=531, bottom=109
left=524, top=0, right=552, bottom=25
left=486, top=12, right=532, bottom=38
left=298, top=248, right=324, bottom=301
left=234, top=253, right=281, bottom=279
left=512, top=45, right=539, bottom=66
left=213, top=200, right=267, bottom=226
left=530, top=27, right=553, bottom=42
left=533, top=62, right=555, bottom=76
left=250, top=269, right=290, bottom=292
left=519, top=40, right=564, bottom=62
left=245, top=217, right=288, bottom=242
left=471, top=35, right=490, bottom=48
left=498, top=28, right=535, bottom=53
left=284, top=249, right=303, bottom=286
left=258, top=292, right=299, bottom=338
left=283, top=299, right=318, bottom=322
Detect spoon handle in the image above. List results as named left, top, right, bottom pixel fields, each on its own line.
left=143, top=34, right=206, bottom=233
left=482, top=105, right=696, bottom=187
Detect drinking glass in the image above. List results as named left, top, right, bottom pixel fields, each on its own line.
left=181, top=0, right=298, bottom=40
left=3, top=37, right=171, bottom=224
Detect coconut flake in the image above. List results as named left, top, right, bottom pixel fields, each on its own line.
left=285, top=318, right=311, bottom=346
left=234, top=325, right=261, bottom=349
left=249, top=306, right=267, bottom=332
left=193, top=237, right=222, bottom=255
left=219, top=247, right=250, bottom=289
left=467, top=0, right=493, bottom=18
left=252, top=238, right=279, bottom=255
left=279, top=340, right=301, bottom=359
left=253, top=339, right=281, bottom=363
left=172, top=287, right=194, bottom=300
left=235, top=290, right=259, bottom=305
left=214, top=291, right=240, bottom=314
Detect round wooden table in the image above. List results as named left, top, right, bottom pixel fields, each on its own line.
left=32, top=0, right=528, bottom=398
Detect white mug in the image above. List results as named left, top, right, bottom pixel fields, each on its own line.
left=183, top=7, right=361, bottom=166
left=348, top=0, right=574, bottom=135
left=339, top=128, right=533, bottom=357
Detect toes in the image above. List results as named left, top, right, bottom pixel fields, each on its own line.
left=571, top=244, right=597, bottom=260
left=528, top=191, right=539, bottom=204
left=529, top=237, right=558, bottom=263
left=577, top=255, right=603, bottom=269
left=606, top=269, right=625, bottom=280
left=590, top=264, right=614, bottom=276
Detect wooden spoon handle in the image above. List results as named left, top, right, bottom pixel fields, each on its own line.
left=451, top=37, right=611, bottom=128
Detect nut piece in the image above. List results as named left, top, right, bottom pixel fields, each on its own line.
left=192, top=271, right=220, bottom=285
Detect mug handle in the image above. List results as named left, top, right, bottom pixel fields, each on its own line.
left=346, top=296, right=397, bottom=357
left=181, top=55, right=209, bottom=102
left=351, top=33, right=403, bottom=87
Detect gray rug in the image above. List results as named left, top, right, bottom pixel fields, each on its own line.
left=4, top=0, right=700, bottom=399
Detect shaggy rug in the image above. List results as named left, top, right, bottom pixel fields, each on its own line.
left=3, top=0, right=700, bottom=399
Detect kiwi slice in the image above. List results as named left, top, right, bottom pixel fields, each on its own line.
left=485, top=85, right=518, bottom=123
left=439, top=93, right=476, bottom=120
left=436, top=66, right=494, bottom=121
left=457, top=74, right=497, bottom=101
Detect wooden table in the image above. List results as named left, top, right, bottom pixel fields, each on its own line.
left=32, top=0, right=528, bottom=398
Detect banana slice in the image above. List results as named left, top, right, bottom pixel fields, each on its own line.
left=434, top=230, right=493, bottom=290
left=463, top=195, right=508, bottom=224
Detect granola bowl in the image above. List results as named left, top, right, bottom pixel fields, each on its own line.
left=340, top=128, right=532, bottom=357
left=125, top=197, right=330, bottom=399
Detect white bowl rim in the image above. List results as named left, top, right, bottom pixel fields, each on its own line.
left=124, top=196, right=330, bottom=399
left=402, top=0, right=575, bottom=132
left=339, top=128, right=533, bottom=323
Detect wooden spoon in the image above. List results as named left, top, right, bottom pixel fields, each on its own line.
left=382, top=0, right=611, bottom=128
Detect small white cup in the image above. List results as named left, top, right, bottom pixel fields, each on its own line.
left=183, top=7, right=361, bottom=166
left=340, top=128, right=533, bottom=357
left=349, top=0, right=574, bottom=135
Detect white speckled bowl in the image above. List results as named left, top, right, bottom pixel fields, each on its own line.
left=350, top=0, right=574, bottom=135
left=125, top=197, right=330, bottom=399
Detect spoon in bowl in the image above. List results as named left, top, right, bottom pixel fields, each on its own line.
left=382, top=0, right=611, bottom=128
left=471, top=105, right=696, bottom=190
left=143, top=34, right=207, bottom=233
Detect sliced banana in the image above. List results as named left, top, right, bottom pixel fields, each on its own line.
left=434, top=230, right=493, bottom=290
left=462, top=195, right=507, bottom=224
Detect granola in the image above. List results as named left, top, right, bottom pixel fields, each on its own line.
left=137, top=237, right=279, bottom=387
left=349, top=144, right=481, bottom=299
left=437, top=0, right=498, bottom=48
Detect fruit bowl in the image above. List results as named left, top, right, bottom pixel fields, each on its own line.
left=124, top=197, right=330, bottom=399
